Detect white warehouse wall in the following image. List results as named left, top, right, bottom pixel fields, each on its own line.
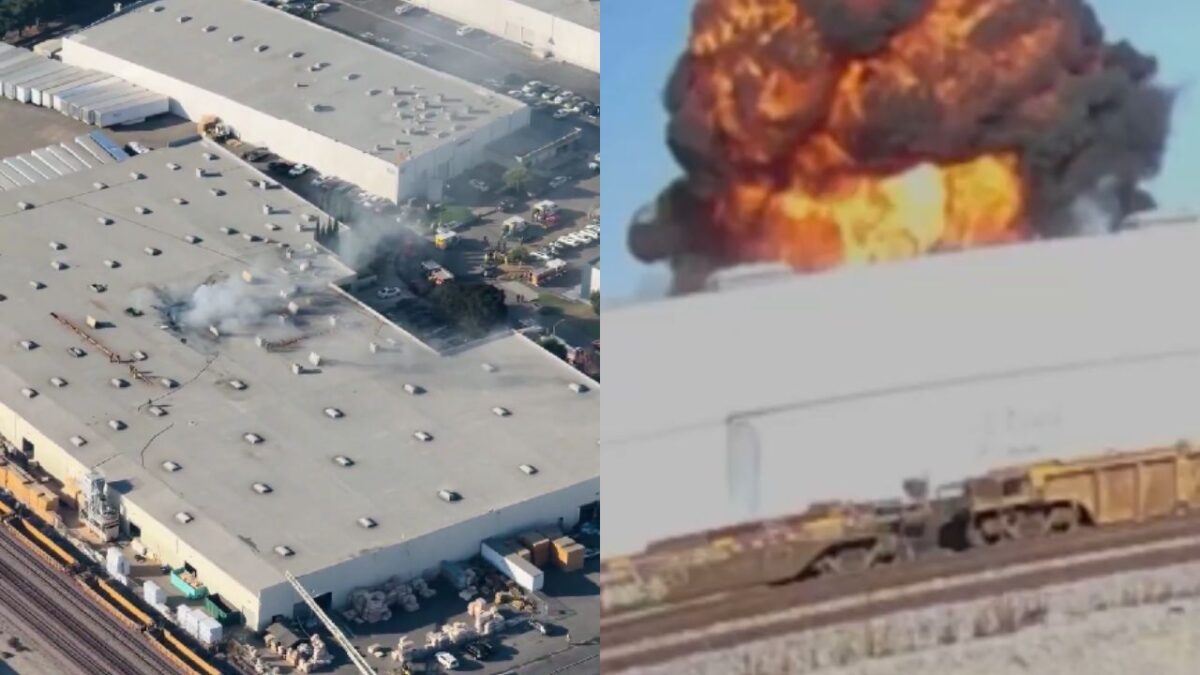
left=62, top=38, right=401, bottom=200
left=397, top=105, right=532, bottom=200
left=411, top=0, right=600, bottom=73
left=258, top=476, right=600, bottom=625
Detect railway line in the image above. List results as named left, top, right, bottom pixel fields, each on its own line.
left=602, top=512, right=1200, bottom=672
left=0, top=522, right=183, bottom=674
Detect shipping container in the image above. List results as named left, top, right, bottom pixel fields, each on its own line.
left=481, top=540, right=544, bottom=591
left=93, top=92, right=169, bottom=127
left=52, top=76, right=121, bottom=111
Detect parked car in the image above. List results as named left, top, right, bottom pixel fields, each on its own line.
left=395, top=2, right=415, bottom=15
left=553, top=108, right=572, bottom=119
left=549, top=176, right=569, bottom=189
left=455, top=25, right=475, bottom=37
left=529, top=619, right=550, bottom=635
left=464, top=642, right=493, bottom=660
left=311, top=2, right=331, bottom=12
left=267, top=160, right=293, bottom=175
left=242, top=148, right=270, bottom=162
left=435, top=651, right=459, bottom=670
left=288, top=164, right=310, bottom=177
left=377, top=287, right=403, bottom=299
left=468, top=179, right=490, bottom=193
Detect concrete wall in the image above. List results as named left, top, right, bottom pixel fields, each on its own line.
left=411, top=0, right=600, bottom=73
left=258, top=475, right=600, bottom=624
left=61, top=39, right=401, bottom=200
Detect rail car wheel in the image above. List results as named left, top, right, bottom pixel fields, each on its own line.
left=812, top=545, right=872, bottom=577
left=1047, top=505, right=1080, bottom=534
left=1004, top=509, right=1047, bottom=540
left=967, top=514, right=1004, bottom=547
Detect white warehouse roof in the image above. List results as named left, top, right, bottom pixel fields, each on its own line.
left=65, top=0, right=525, bottom=161
left=0, top=142, right=598, bottom=592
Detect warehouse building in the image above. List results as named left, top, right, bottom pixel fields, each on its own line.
left=60, top=0, right=530, bottom=202
left=603, top=226, right=1200, bottom=556
left=413, top=0, right=600, bottom=73
left=0, top=142, right=599, bottom=628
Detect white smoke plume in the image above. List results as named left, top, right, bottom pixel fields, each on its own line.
left=334, top=211, right=423, bottom=271
left=1065, top=175, right=1123, bottom=237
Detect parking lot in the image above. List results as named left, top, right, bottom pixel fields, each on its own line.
left=312, top=0, right=599, bottom=103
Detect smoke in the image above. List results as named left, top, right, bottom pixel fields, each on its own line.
left=334, top=214, right=408, bottom=271
left=633, top=0, right=1176, bottom=289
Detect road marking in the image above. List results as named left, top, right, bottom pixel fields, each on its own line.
left=335, top=1, right=499, bottom=63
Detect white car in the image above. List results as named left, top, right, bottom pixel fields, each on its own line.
left=288, top=164, right=310, bottom=177
left=126, top=141, right=150, bottom=155
left=552, top=108, right=572, bottom=119
left=376, top=287, right=402, bottom=299
left=549, top=176, right=569, bottom=189
left=435, top=651, right=459, bottom=670
left=455, top=25, right=475, bottom=37
left=575, top=231, right=597, bottom=244
left=395, top=2, right=414, bottom=14
left=530, top=250, right=550, bottom=261
left=559, top=235, right=581, bottom=248
left=312, top=2, right=331, bottom=12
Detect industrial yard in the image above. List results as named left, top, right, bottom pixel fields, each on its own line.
left=0, top=0, right=599, bottom=673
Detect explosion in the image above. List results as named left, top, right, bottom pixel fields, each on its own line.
left=630, top=0, right=1174, bottom=292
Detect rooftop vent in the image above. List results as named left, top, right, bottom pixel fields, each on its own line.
left=264, top=222, right=281, bottom=232
left=151, top=5, right=164, bottom=12
left=166, top=162, right=180, bottom=170
left=177, top=15, right=191, bottom=23
left=162, top=460, right=181, bottom=472
left=29, top=281, right=45, bottom=290
left=413, top=431, right=433, bottom=442
left=69, top=435, right=86, bottom=447
left=93, top=182, right=107, bottom=190
left=252, top=482, right=272, bottom=494
left=289, top=51, right=303, bottom=58
left=184, top=235, right=202, bottom=244
left=229, top=34, right=242, bottom=43
left=218, top=226, right=236, bottom=235
left=49, top=241, right=65, bottom=251
left=68, top=347, right=85, bottom=358
left=243, top=433, right=263, bottom=445
left=148, top=406, right=167, bottom=417
left=132, top=350, right=147, bottom=361
left=19, top=340, right=37, bottom=351
left=85, top=315, right=100, bottom=328
left=175, top=512, right=194, bottom=524
left=242, top=233, right=260, bottom=242
left=202, top=24, right=216, bottom=32
left=202, top=152, right=216, bottom=161
left=173, top=197, right=187, bottom=205
left=333, top=455, right=354, bottom=467
left=568, top=382, right=589, bottom=394
left=290, top=362, right=304, bottom=375
left=323, top=407, right=344, bottom=419
left=307, top=352, right=321, bottom=366
left=111, top=378, right=129, bottom=388
left=210, top=188, right=225, bottom=197
left=0, top=294, right=6, bottom=302
left=135, top=206, right=151, bottom=215
left=357, top=517, right=377, bottom=529
left=50, top=261, right=68, bottom=271
left=20, top=387, right=37, bottom=399
left=49, top=377, right=67, bottom=388
left=519, top=464, right=538, bottom=475
left=103, top=259, right=120, bottom=269
left=108, top=419, right=125, bottom=431
left=98, top=216, right=113, bottom=225
left=273, top=545, right=293, bottom=557
left=481, top=363, right=497, bottom=373
left=367, top=89, right=381, bottom=96
left=492, top=406, right=511, bottom=417
left=16, top=201, right=32, bottom=210
left=437, top=489, right=461, bottom=503
left=345, top=73, right=359, bottom=81
left=130, top=172, right=144, bottom=180
left=160, top=378, right=178, bottom=389
left=89, top=283, right=107, bottom=294
left=229, top=379, right=247, bottom=391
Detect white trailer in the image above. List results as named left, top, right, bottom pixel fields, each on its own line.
left=92, top=91, right=168, bottom=127
left=69, top=84, right=139, bottom=121
left=481, top=540, right=544, bottom=592
left=14, top=64, right=72, bottom=103
left=53, top=76, right=121, bottom=112
left=0, top=59, right=56, bottom=99
left=39, top=71, right=108, bottom=107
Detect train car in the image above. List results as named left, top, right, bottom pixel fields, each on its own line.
left=959, top=442, right=1200, bottom=545
left=601, top=498, right=936, bottom=615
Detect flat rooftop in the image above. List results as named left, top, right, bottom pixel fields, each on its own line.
left=516, top=0, right=600, bottom=31
left=67, top=0, right=526, bottom=161
left=0, top=142, right=598, bottom=590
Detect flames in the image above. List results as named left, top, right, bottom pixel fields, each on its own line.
left=636, top=0, right=1172, bottom=286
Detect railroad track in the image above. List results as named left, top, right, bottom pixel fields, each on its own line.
left=0, top=528, right=182, bottom=674
left=602, top=513, right=1200, bottom=672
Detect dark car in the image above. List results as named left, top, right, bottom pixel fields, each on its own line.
left=242, top=148, right=271, bottom=162
left=464, top=642, right=492, bottom=660
left=267, top=160, right=293, bottom=175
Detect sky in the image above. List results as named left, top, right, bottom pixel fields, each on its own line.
left=600, top=1, right=1200, bottom=302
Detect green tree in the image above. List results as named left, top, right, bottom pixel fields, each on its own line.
left=539, top=337, right=567, bottom=360
left=590, top=292, right=600, bottom=315
left=430, top=283, right=507, bottom=337
left=506, top=246, right=530, bottom=265
left=503, top=166, right=530, bottom=194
